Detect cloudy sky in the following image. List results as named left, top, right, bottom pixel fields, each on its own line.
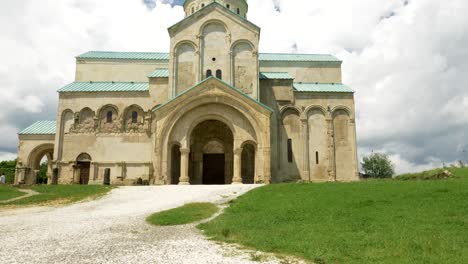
left=0, top=0, right=467, bottom=173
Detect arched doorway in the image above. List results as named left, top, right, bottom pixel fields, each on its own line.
left=26, top=144, right=54, bottom=185
left=76, top=153, right=92, bottom=185
left=241, top=143, right=256, bottom=184
left=190, top=120, right=233, bottom=185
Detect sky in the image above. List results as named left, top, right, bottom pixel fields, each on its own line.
left=0, top=0, right=467, bottom=173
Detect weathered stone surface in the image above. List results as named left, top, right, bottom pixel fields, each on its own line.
left=15, top=0, right=359, bottom=185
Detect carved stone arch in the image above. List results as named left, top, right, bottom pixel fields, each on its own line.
left=302, top=105, right=327, bottom=119
left=231, top=39, right=256, bottom=95
left=332, top=106, right=353, bottom=118
left=174, top=40, right=198, bottom=52
left=240, top=140, right=258, bottom=150
left=79, top=107, right=94, bottom=124
left=76, top=153, right=92, bottom=162
left=199, top=19, right=230, bottom=36
left=97, top=104, right=120, bottom=133
left=185, top=114, right=239, bottom=147
left=25, top=143, right=54, bottom=184
left=175, top=41, right=198, bottom=94
left=27, top=144, right=54, bottom=169
left=61, top=109, right=74, bottom=133
left=123, top=104, right=146, bottom=133
left=230, top=39, right=255, bottom=51
left=280, top=105, right=302, bottom=120
left=200, top=20, right=230, bottom=84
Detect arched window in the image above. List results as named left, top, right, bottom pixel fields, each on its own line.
left=226, top=4, right=230, bottom=9
left=216, top=69, right=222, bottom=79
left=106, top=111, right=113, bottom=123
left=206, top=69, right=213, bottom=78
left=201, top=3, right=205, bottom=8
left=132, top=111, right=138, bottom=123
left=192, top=7, right=194, bottom=14
left=237, top=8, right=240, bottom=14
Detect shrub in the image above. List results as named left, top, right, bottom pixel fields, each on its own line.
left=396, top=168, right=455, bottom=181
left=361, top=153, right=395, bottom=178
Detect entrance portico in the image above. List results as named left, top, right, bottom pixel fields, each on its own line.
left=153, top=77, right=272, bottom=185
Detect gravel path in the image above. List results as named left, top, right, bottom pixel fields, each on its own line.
left=0, top=185, right=288, bottom=264
left=0, top=189, right=39, bottom=204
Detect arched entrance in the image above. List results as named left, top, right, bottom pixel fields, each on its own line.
left=190, top=120, right=234, bottom=185
left=26, top=144, right=54, bottom=185
left=76, top=153, right=92, bottom=185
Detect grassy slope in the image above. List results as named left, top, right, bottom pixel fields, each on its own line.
left=199, top=168, right=468, bottom=264
left=0, top=186, right=26, bottom=201
left=0, top=185, right=114, bottom=207
left=147, top=203, right=219, bottom=226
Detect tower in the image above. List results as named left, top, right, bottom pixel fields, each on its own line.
left=183, top=0, right=248, bottom=18
left=169, top=0, right=259, bottom=98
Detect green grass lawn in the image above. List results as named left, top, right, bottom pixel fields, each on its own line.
left=0, top=185, right=114, bottom=207
left=147, top=203, right=219, bottom=226
left=199, top=168, right=468, bottom=264
left=0, top=186, right=26, bottom=201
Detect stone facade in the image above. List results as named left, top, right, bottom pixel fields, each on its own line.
left=15, top=0, right=359, bottom=185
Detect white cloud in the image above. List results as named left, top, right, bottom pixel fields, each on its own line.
left=0, top=0, right=467, bottom=175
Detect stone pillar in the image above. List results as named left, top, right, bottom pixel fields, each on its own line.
left=232, top=148, right=243, bottom=184
left=179, top=148, right=190, bottom=185
left=326, top=117, right=336, bottom=181
left=300, top=118, right=310, bottom=181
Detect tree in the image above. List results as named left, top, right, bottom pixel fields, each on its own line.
left=361, top=153, right=395, bottom=178
left=0, top=159, right=17, bottom=184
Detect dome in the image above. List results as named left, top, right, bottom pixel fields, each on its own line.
left=183, top=0, right=248, bottom=18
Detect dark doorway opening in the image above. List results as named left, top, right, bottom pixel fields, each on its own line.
left=241, top=144, right=255, bottom=184
left=78, top=162, right=90, bottom=185
left=203, top=154, right=225, bottom=185
left=171, top=145, right=181, bottom=185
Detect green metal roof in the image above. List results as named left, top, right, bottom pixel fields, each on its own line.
left=259, top=53, right=340, bottom=62
left=148, top=68, right=169, bottom=78
left=154, top=76, right=273, bottom=113
left=293, top=83, right=354, bottom=93
left=58, top=82, right=149, bottom=93
left=260, top=72, right=294, bottom=80
left=77, top=51, right=170, bottom=61
left=77, top=51, right=340, bottom=63
left=19, top=121, right=56, bottom=135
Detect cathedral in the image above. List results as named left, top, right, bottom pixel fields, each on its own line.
left=15, top=0, right=359, bottom=185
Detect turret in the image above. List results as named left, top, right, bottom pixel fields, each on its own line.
left=183, top=0, right=248, bottom=18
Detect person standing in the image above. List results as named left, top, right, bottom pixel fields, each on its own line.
left=0, top=172, right=6, bottom=184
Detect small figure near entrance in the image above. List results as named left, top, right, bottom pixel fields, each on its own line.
left=0, top=172, right=6, bottom=184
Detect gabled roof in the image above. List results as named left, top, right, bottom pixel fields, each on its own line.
left=76, top=51, right=340, bottom=63
left=19, top=121, right=56, bottom=135
left=260, top=72, right=294, bottom=80
left=168, top=1, right=260, bottom=34
left=153, top=77, right=273, bottom=112
left=293, top=83, right=354, bottom=93
left=148, top=69, right=169, bottom=78
left=58, top=82, right=149, bottom=93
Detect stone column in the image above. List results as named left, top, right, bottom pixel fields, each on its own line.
left=179, top=148, right=190, bottom=185
left=300, top=118, right=310, bottom=181
left=232, top=148, right=243, bottom=184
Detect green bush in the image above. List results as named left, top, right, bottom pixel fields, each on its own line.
left=0, top=159, right=17, bottom=184
left=361, top=153, right=395, bottom=178
left=396, top=168, right=455, bottom=181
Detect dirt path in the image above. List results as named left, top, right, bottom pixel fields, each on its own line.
left=0, top=188, right=39, bottom=204
left=0, top=185, right=292, bottom=264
